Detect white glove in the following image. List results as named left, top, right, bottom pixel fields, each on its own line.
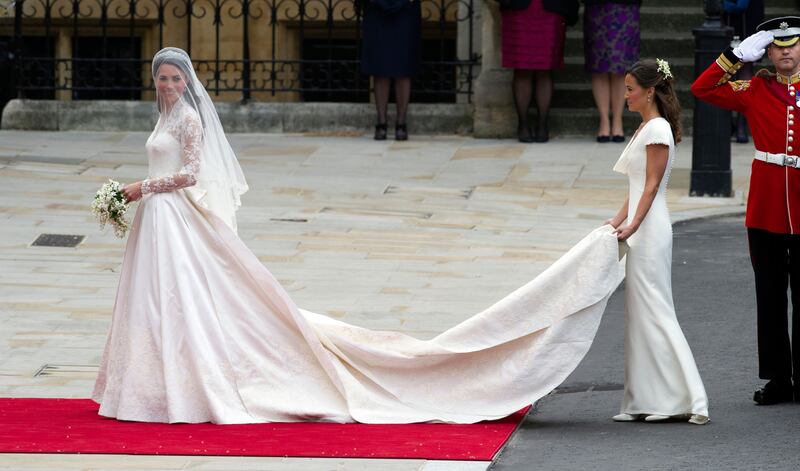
left=733, top=31, right=774, bottom=62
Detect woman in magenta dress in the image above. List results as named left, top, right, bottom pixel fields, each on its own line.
left=502, top=0, right=566, bottom=143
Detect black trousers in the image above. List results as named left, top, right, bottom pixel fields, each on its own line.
left=748, top=228, right=800, bottom=383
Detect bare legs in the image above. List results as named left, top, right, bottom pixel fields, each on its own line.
left=591, top=73, right=611, bottom=138
left=372, top=76, right=411, bottom=141
left=610, top=73, right=626, bottom=138
left=591, top=72, right=626, bottom=141
left=512, top=69, right=552, bottom=143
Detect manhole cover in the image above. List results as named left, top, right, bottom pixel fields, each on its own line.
left=31, top=234, right=85, bottom=247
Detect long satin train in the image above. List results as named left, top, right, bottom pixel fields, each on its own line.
left=93, top=190, right=625, bottom=424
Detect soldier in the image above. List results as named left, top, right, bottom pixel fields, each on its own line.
left=691, top=16, right=800, bottom=405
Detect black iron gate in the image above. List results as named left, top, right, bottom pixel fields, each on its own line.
left=4, top=0, right=479, bottom=103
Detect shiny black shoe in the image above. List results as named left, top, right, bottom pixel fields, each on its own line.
left=596, top=135, right=611, bottom=143
left=753, top=380, right=794, bottom=405
left=395, top=124, right=408, bottom=141
left=374, top=123, right=388, bottom=141
left=518, top=126, right=534, bottom=143
left=612, top=135, right=625, bottom=143
left=534, top=123, right=549, bottom=143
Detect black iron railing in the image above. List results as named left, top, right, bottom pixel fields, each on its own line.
left=3, top=0, right=479, bottom=103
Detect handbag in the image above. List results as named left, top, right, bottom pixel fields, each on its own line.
left=542, top=0, right=579, bottom=27
left=497, top=0, right=532, bottom=12
left=722, top=0, right=750, bottom=14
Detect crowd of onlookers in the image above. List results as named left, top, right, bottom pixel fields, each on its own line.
left=358, top=0, right=764, bottom=143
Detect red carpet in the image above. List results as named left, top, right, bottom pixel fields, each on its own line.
left=0, top=399, right=528, bottom=460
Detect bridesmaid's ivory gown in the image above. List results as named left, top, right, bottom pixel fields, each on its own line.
left=613, top=117, right=709, bottom=421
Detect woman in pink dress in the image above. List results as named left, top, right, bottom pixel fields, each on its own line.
left=502, top=0, right=567, bottom=143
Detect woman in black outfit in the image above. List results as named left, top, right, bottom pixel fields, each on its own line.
left=360, top=0, right=422, bottom=141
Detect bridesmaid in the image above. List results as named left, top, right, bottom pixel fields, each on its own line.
left=605, top=59, right=710, bottom=425
left=501, top=0, right=566, bottom=143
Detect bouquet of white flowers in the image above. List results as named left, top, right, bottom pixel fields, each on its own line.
left=91, top=180, right=131, bottom=238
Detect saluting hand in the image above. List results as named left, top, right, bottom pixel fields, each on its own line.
left=734, top=30, right=775, bottom=63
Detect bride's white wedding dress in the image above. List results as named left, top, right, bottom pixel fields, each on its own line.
left=613, top=117, right=709, bottom=421
left=91, top=102, right=628, bottom=424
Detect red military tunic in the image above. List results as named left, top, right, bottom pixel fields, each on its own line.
left=691, top=48, right=800, bottom=234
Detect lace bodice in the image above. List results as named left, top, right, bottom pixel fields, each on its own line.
left=142, top=104, right=203, bottom=195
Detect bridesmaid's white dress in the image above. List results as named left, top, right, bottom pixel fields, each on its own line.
left=92, top=106, right=627, bottom=424
left=613, top=117, right=709, bottom=420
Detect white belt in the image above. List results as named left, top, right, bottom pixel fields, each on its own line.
left=754, top=150, right=800, bottom=168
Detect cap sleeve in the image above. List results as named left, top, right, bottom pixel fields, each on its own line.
left=643, top=118, right=673, bottom=147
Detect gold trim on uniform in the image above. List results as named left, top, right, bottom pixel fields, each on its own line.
left=715, top=53, right=743, bottom=85
left=729, top=80, right=751, bottom=92
left=776, top=71, right=800, bottom=85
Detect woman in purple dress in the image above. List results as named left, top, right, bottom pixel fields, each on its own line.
left=583, top=0, right=641, bottom=143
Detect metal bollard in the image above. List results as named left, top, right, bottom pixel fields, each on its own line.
left=690, top=0, right=734, bottom=197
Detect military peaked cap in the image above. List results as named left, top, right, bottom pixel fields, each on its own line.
left=758, top=16, right=800, bottom=47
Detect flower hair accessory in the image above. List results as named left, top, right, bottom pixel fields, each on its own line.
left=656, top=58, right=673, bottom=80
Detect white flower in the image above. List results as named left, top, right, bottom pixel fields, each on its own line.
left=91, top=179, right=131, bottom=238
left=656, top=58, right=673, bottom=80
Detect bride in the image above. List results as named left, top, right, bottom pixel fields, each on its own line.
left=92, top=47, right=626, bottom=424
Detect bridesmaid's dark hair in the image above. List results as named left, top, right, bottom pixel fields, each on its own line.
left=627, top=59, right=682, bottom=144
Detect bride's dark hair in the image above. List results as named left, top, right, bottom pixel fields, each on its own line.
left=627, top=59, right=682, bottom=143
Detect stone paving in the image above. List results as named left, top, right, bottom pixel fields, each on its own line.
left=0, top=130, right=753, bottom=469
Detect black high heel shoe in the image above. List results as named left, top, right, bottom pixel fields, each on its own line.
left=374, top=123, right=388, bottom=141
left=518, top=125, right=534, bottom=143
left=534, top=122, right=549, bottom=143
left=395, top=124, right=408, bottom=141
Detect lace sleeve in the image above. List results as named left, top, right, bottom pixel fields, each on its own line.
left=141, top=114, right=202, bottom=195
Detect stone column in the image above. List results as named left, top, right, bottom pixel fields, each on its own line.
left=56, top=30, right=71, bottom=101
left=472, top=1, right=514, bottom=137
